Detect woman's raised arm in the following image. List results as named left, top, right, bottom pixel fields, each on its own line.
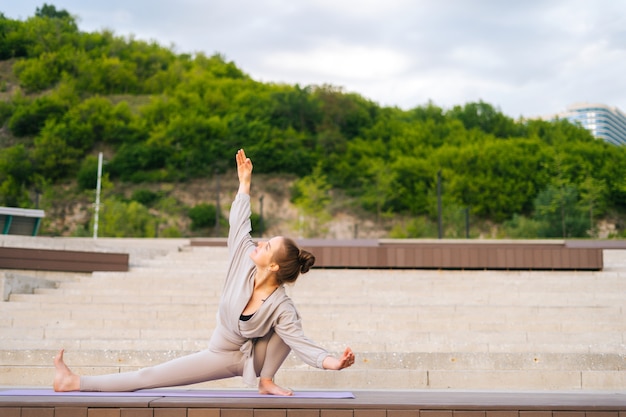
left=236, top=149, right=253, bottom=195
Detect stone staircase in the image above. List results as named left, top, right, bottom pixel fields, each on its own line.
left=1, top=237, right=625, bottom=391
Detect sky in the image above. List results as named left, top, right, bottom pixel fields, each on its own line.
left=3, top=0, right=626, bottom=119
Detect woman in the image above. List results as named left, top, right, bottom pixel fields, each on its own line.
left=53, top=149, right=355, bottom=396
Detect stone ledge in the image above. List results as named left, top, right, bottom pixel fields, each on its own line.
left=1, top=390, right=625, bottom=413
left=0, top=272, right=56, bottom=302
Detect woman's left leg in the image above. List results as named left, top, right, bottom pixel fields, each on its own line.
left=79, top=349, right=243, bottom=392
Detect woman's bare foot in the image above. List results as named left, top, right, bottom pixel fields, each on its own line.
left=53, top=349, right=80, bottom=392
left=258, top=377, right=293, bottom=396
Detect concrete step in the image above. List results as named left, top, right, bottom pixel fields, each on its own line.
left=3, top=311, right=624, bottom=336
left=6, top=349, right=624, bottom=371
left=0, top=339, right=209, bottom=351
left=7, top=364, right=624, bottom=390
left=1, top=324, right=622, bottom=354
left=33, top=288, right=221, bottom=298
left=20, top=274, right=626, bottom=304
left=2, top=308, right=618, bottom=332
left=1, top=350, right=624, bottom=390
left=7, top=293, right=220, bottom=304
left=1, top=240, right=624, bottom=391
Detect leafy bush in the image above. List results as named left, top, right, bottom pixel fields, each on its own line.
left=0, top=101, right=13, bottom=125
left=8, top=95, right=67, bottom=136
left=188, top=203, right=217, bottom=230
left=389, top=216, right=438, bottom=238
left=92, top=198, right=156, bottom=237
left=131, top=189, right=160, bottom=206
left=502, top=214, right=542, bottom=239
left=533, top=184, right=589, bottom=238
left=76, top=155, right=99, bottom=190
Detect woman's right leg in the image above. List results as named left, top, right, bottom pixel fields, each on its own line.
left=79, top=349, right=243, bottom=392
left=253, top=331, right=292, bottom=395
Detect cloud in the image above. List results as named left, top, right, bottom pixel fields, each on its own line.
left=2, top=0, right=626, bottom=118
left=261, top=41, right=411, bottom=81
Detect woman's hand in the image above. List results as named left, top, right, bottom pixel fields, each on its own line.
left=323, top=347, right=355, bottom=370
left=236, top=149, right=253, bottom=194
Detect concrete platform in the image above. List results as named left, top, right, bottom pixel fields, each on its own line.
left=1, top=389, right=625, bottom=416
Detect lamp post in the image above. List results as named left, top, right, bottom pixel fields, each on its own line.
left=215, top=169, right=220, bottom=236
left=93, top=152, right=103, bottom=239
left=437, top=170, right=442, bottom=239
left=259, top=195, right=264, bottom=237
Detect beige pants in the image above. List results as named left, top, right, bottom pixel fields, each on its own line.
left=80, top=331, right=290, bottom=391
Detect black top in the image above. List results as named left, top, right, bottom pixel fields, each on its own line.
left=239, top=313, right=253, bottom=321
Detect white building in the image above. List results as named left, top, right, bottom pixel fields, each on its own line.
left=554, top=103, right=626, bottom=146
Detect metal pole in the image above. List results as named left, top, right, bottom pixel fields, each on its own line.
left=259, top=195, right=264, bottom=237
left=215, top=169, right=220, bottom=236
left=93, top=152, right=103, bottom=239
left=465, top=207, right=470, bottom=238
left=437, top=170, right=442, bottom=239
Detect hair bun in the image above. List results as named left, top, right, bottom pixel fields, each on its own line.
left=299, top=250, right=316, bottom=274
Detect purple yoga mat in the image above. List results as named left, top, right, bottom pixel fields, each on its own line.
left=0, top=389, right=355, bottom=399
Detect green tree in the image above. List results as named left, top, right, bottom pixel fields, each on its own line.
left=131, top=189, right=161, bottom=207
left=193, top=52, right=247, bottom=80
left=0, top=144, right=34, bottom=207
left=76, top=155, right=100, bottom=190
left=534, top=153, right=586, bottom=237
left=291, top=165, right=332, bottom=238
left=533, top=184, right=588, bottom=238
left=313, top=84, right=375, bottom=139
left=22, top=6, right=79, bottom=57
left=75, top=55, right=138, bottom=94
left=33, top=126, right=83, bottom=179
left=108, top=142, right=168, bottom=182
left=35, top=4, right=72, bottom=19
left=188, top=203, right=218, bottom=230
left=246, top=127, right=315, bottom=176
left=502, top=214, right=542, bottom=239
left=13, top=52, right=61, bottom=92
left=360, top=157, right=397, bottom=222
left=578, top=176, right=608, bottom=236
left=0, top=144, right=33, bottom=185
left=8, top=94, right=68, bottom=136
left=269, top=84, right=321, bottom=133
left=0, top=14, right=29, bottom=59
left=0, top=176, right=30, bottom=207
left=389, top=216, right=438, bottom=238
left=447, top=101, right=519, bottom=138
left=0, top=101, right=13, bottom=125
left=62, top=97, right=112, bottom=148
left=433, top=138, right=549, bottom=221
left=92, top=198, right=156, bottom=237
left=389, top=156, right=433, bottom=214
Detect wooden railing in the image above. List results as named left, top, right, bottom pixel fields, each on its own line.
left=191, top=238, right=609, bottom=270
left=301, top=239, right=604, bottom=270
left=0, top=247, right=129, bottom=273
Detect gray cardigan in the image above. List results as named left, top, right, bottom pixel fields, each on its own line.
left=209, top=193, right=329, bottom=386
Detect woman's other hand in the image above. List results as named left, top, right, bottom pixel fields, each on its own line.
left=323, top=347, right=355, bottom=370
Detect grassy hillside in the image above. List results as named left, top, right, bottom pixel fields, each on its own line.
left=1, top=6, right=625, bottom=239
